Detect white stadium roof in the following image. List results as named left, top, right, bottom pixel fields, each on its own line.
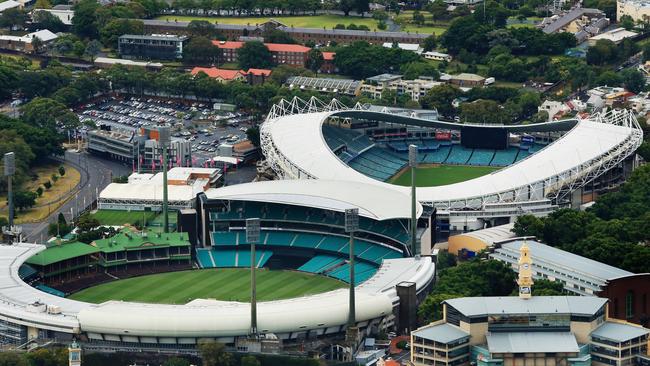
left=0, top=243, right=435, bottom=339
left=204, top=179, right=423, bottom=221
left=261, top=105, right=642, bottom=209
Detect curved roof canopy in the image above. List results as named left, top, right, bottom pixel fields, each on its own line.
left=205, top=179, right=422, bottom=221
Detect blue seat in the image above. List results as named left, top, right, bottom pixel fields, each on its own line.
left=212, top=231, right=237, bottom=246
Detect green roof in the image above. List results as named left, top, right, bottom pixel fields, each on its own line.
left=26, top=242, right=100, bottom=267
left=93, top=229, right=190, bottom=253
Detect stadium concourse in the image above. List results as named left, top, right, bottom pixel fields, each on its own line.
left=261, top=97, right=643, bottom=238
left=0, top=180, right=435, bottom=350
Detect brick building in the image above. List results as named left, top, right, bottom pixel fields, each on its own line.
left=212, top=41, right=311, bottom=67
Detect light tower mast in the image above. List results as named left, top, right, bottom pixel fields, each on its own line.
left=408, top=145, right=418, bottom=256
left=246, top=218, right=260, bottom=337
left=158, top=126, right=171, bottom=233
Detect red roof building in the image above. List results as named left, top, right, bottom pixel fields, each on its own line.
left=321, top=51, right=337, bottom=74
left=212, top=41, right=312, bottom=67
left=191, top=67, right=245, bottom=82
left=244, top=68, right=272, bottom=85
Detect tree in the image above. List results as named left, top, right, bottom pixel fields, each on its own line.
left=100, top=19, right=144, bottom=47
left=187, top=19, right=219, bottom=38
left=372, top=9, right=389, bottom=22
left=421, top=35, right=437, bottom=52
left=84, top=40, right=102, bottom=61
left=237, top=41, right=273, bottom=70
left=72, top=0, right=100, bottom=39
left=620, top=14, right=635, bottom=30
left=400, top=61, right=439, bottom=80
left=21, top=97, right=79, bottom=131
left=14, top=191, right=37, bottom=210
left=0, top=130, right=35, bottom=192
left=512, top=214, right=544, bottom=237
left=427, top=0, right=447, bottom=24
left=34, top=0, right=52, bottom=8
left=31, top=10, right=66, bottom=33
left=36, top=187, right=44, bottom=197
left=51, top=173, right=58, bottom=183
left=43, top=180, right=52, bottom=190
left=460, top=99, right=502, bottom=124
left=183, top=36, right=220, bottom=65
left=198, top=341, right=234, bottom=366
left=241, top=355, right=261, bottom=366
left=412, top=10, right=425, bottom=25
left=586, top=39, right=618, bottom=65
left=58, top=166, right=66, bottom=176
left=333, top=41, right=420, bottom=79
left=530, top=279, right=565, bottom=296
left=642, top=42, right=650, bottom=62
left=418, top=293, right=459, bottom=323
left=594, top=71, right=622, bottom=87
left=420, top=84, right=461, bottom=117
left=0, top=8, right=28, bottom=29
left=306, top=49, right=324, bottom=72
left=264, top=29, right=297, bottom=44
left=76, top=213, right=100, bottom=233
left=0, top=352, right=28, bottom=366
left=621, top=68, right=646, bottom=94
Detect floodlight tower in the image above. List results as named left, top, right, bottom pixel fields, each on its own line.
left=4, top=152, right=15, bottom=229
left=158, top=126, right=171, bottom=233
left=246, top=218, right=260, bottom=337
left=408, top=145, right=418, bottom=256
left=345, top=208, right=359, bottom=330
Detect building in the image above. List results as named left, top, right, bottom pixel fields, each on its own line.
left=423, top=51, right=452, bottom=62
left=440, top=73, right=487, bottom=88
left=617, top=0, right=650, bottom=22
left=588, top=28, right=639, bottom=45
left=87, top=126, right=192, bottom=172
left=447, top=223, right=516, bottom=258
left=245, top=68, right=272, bottom=85
left=361, top=74, right=444, bottom=101
left=286, top=76, right=363, bottom=96
left=539, top=100, right=572, bottom=121
left=94, top=57, right=163, bottom=71
left=190, top=67, right=246, bottom=83
left=142, top=19, right=430, bottom=46
left=118, top=34, right=188, bottom=60
left=411, top=244, right=650, bottom=366
left=382, top=42, right=423, bottom=54
left=321, top=51, right=337, bottom=73
left=98, top=167, right=222, bottom=211
left=0, top=29, right=57, bottom=53
left=212, top=41, right=312, bottom=67
left=541, top=8, right=607, bottom=34
left=0, top=0, right=20, bottom=14
left=32, top=6, right=74, bottom=26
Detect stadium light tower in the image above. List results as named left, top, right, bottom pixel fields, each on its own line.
left=344, top=208, right=358, bottom=329
left=408, top=145, right=418, bottom=256
left=4, top=153, right=15, bottom=229
left=246, top=218, right=260, bottom=338
left=158, top=126, right=171, bottom=233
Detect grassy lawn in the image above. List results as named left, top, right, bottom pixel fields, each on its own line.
left=68, top=268, right=345, bottom=304
left=0, top=164, right=80, bottom=223
left=156, top=15, right=379, bottom=30
left=91, top=209, right=158, bottom=226
left=400, top=24, right=447, bottom=35
left=390, top=164, right=500, bottom=187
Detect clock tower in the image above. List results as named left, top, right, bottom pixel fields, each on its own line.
left=517, top=241, right=534, bottom=299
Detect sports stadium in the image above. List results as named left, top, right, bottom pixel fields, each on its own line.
left=0, top=180, right=435, bottom=350
left=261, top=97, right=643, bottom=238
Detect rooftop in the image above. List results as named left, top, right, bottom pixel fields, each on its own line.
left=93, top=228, right=190, bottom=253
left=492, top=239, right=632, bottom=282
left=94, top=57, right=163, bottom=68
left=246, top=68, right=272, bottom=76
left=25, top=241, right=100, bottom=266
left=454, top=223, right=515, bottom=246
left=486, top=332, right=579, bottom=353
left=412, top=323, right=469, bottom=344
left=367, top=74, right=403, bottom=83
left=119, top=34, right=188, bottom=41
left=590, top=321, right=650, bottom=343
left=0, top=0, right=20, bottom=12
left=590, top=28, right=639, bottom=43
left=443, top=296, right=608, bottom=317
left=191, top=67, right=243, bottom=80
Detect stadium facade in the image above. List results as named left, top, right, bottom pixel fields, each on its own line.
left=260, top=97, right=643, bottom=241
left=0, top=180, right=435, bottom=350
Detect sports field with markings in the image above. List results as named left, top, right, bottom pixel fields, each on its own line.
left=68, top=269, right=345, bottom=304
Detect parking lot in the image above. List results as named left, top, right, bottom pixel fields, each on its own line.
left=76, top=96, right=257, bottom=165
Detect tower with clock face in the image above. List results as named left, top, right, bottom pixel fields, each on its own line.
left=517, top=241, right=534, bottom=299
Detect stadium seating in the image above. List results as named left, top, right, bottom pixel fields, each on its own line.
left=298, top=255, right=344, bottom=273
left=322, top=125, right=374, bottom=154
left=423, top=146, right=451, bottom=164
left=36, top=284, right=66, bottom=297
left=212, top=231, right=238, bottom=246
left=468, top=149, right=495, bottom=166
left=491, top=148, right=519, bottom=166
left=444, top=145, right=473, bottom=165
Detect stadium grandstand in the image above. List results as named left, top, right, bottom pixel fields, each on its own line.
left=261, top=97, right=643, bottom=240
left=0, top=179, right=436, bottom=350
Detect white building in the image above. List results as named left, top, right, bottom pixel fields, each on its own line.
left=423, top=51, right=452, bottom=62
left=588, top=27, right=638, bottom=45
left=381, top=42, right=423, bottom=54
left=32, top=8, right=74, bottom=25
left=0, top=0, right=21, bottom=13
left=617, top=0, right=650, bottom=22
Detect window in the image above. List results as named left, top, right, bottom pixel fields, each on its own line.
left=626, top=291, right=635, bottom=319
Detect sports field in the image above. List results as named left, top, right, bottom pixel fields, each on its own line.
left=390, top=165, right=500, bottom=187
left=68, top=269, right=345, bottom=304
left=91, top=209, right=158, bottom=226
left=156, top=15, right=379, bottom=30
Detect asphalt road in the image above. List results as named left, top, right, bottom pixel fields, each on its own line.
left=21, top=151, right=131, bottom=243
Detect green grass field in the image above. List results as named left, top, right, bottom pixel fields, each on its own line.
left=156, top=15, right=379, bottom=30
left=91, top=210, right=158, bottom=226
left=68, top=269, right=345, bottom=304
left=390, top=164, right=500, bottom=187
